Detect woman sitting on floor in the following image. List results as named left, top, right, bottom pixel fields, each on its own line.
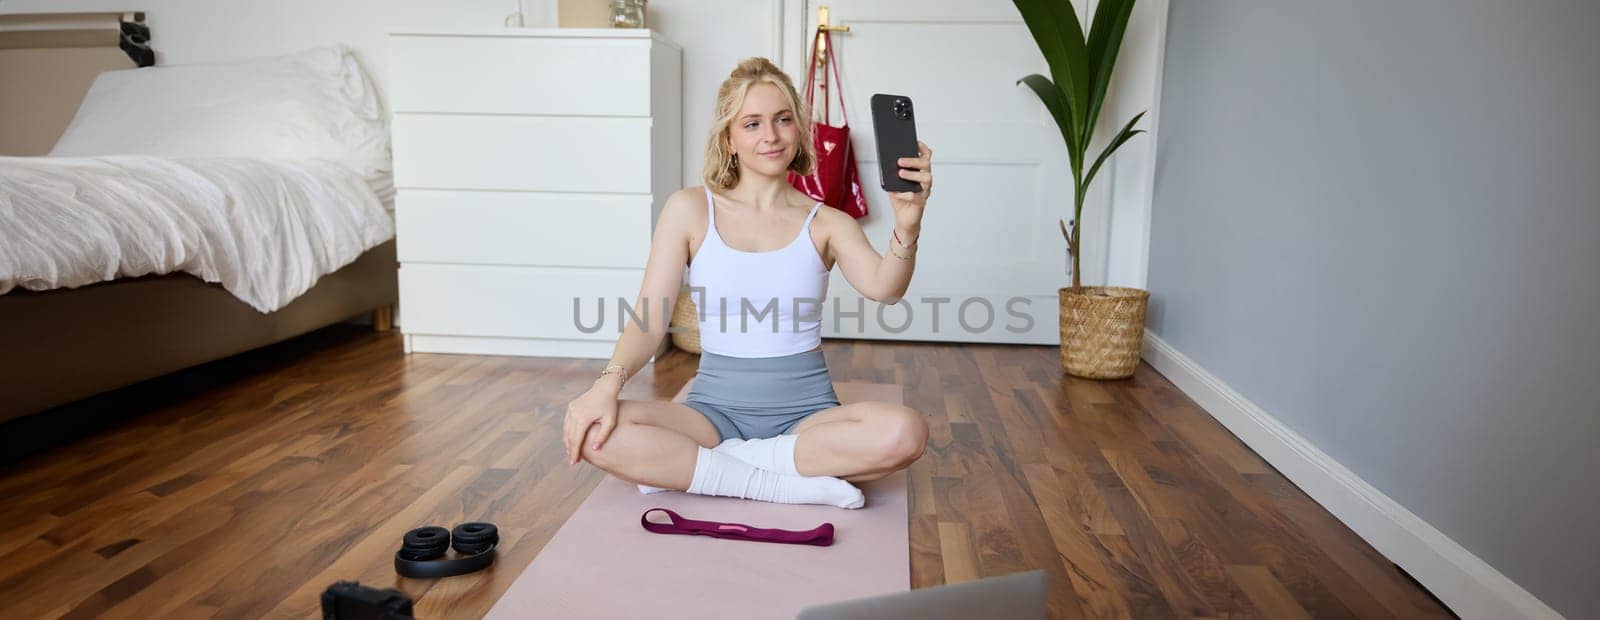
left=562, top=57, right=934, bottom=509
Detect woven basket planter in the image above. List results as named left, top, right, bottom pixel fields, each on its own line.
left=669, top=288, right=702, bottom=354
left=1058, top=286, right=1149, bottom=379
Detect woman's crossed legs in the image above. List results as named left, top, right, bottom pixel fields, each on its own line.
left=580, top=399, right=927, bottom=488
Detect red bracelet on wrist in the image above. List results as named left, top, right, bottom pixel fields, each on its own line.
left=893, top=229, right=919, bottom=249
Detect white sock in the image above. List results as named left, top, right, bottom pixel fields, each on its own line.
left=686, top=447, right=863, bottom=509
left=638, top=438, right=752, bottom=495
left=712, top=435, right=801, bottom=476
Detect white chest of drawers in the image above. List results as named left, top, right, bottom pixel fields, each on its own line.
left=388, top=28, right=681, bottom=358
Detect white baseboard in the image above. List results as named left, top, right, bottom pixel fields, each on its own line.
left=1141, top=332, right=1563, bottom=620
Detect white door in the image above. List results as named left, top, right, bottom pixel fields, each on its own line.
left=782, top=0, right=1165, bottom=345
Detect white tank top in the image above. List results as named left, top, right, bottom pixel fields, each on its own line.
left=687, top=186, right=830, bottom=358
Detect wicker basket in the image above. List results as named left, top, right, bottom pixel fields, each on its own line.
left=1058, top=286, right=1149, bottom=379
left=669, top=288, right=702, bottom=354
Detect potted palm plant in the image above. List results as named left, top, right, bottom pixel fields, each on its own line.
left=1014, top=0, right=1150, bottom=379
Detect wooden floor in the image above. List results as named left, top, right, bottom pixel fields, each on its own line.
left=0, top=326, right=1454, bottom=619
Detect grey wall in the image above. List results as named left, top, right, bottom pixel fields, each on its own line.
left=1147, top=1, right=1598, bottom=617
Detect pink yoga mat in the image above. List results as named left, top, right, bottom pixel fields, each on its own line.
left=486, top=383, right=908, bottom=620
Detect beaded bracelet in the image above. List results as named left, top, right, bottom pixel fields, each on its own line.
left=597, top=364, right=628, bottom=383
left=890, top=229, right=918, bottom=260
left=893, top=229, right=919, bottom=250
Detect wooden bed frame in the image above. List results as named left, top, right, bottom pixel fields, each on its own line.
left=0, top=13, right=400, bottom=428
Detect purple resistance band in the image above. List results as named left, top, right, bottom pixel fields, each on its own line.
left=640, top=508, right=835, bottom=546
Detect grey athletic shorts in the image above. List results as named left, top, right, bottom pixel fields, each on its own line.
left=684, top=349, right=841, bottom=442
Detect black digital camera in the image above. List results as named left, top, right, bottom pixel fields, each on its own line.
left=321, top=581, right=415, bottom=620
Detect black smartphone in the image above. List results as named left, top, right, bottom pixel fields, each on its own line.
left=870, top=93, right=922, bottom=193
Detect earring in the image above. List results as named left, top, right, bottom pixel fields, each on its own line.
left=730, top=153, right=739, bottom=167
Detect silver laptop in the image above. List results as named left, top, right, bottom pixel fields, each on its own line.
left=795, top=570, right=1048, bottom=620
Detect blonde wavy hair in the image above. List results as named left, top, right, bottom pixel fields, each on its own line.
left=702, top=57, right=815, bottom=190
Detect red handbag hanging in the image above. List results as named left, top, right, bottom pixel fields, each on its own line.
left=788, top=29, right=869, bottom=219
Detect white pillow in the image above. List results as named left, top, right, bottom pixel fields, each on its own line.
left=50, top=45, right=392, bottom=202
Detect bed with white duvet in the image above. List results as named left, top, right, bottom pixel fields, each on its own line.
left=0, top=43, right=401, bottom=426
left=0, top=154, right=393, bottom=313
left=0, top=44, right=395, bottom=313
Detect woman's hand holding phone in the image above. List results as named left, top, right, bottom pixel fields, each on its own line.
left=889, top=141, right=933, bottom=237
left=870, top=93, right=930, bottom=239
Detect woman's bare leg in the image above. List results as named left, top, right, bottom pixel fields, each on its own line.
left=579, top=399, right=721, bottom=490
left=789, top=402, right=928, bottom=482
